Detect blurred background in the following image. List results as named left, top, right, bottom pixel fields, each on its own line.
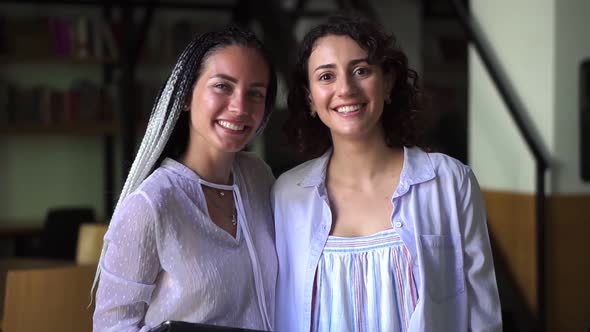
left=0, top=0, right=588, bottom=331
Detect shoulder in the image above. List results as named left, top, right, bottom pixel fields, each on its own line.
left=119, top=165, right=188, bottom=219
left=403, top=147, right=475, bottom=194
left=414, top=149, right=480, bottom=198
left=134, top=167, right=179, bottom=203
left=274, top=156, right=324, bottom=193
left=272, top=157, right=327, bottom=201
left=107, top=182, right=164, bottom=242
left=426, top=150, right=472, bottom=180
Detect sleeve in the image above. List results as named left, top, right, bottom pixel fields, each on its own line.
left=460, top=169, right=503, bottom=332
left=93, top=192, right=161, bottom=332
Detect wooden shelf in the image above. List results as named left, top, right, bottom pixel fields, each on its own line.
left=0, top=221, right=43, bottom=238
left=138, top=57, right=176, bottom=67
left=0, top=55, right=116, bottom=65
left=0, top=122, right=120, bottom=136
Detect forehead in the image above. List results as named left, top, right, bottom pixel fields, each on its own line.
left=201, top=45, right=269, bottom=80
left=308, top=35, right=367, bottom=68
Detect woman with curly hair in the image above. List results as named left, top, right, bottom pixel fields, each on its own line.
left=273, top=16, right=501, bottom=331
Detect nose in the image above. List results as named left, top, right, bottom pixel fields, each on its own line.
left=228, top=91, right=247, bottom=114
left=336, top=74, right=358, bottom=97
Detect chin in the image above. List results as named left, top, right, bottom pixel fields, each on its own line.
left=217, top=141, right=249, bottom=153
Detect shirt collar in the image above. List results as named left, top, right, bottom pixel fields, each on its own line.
left=394, top=146, right=436, bottom=197
left=297, top=147, right=436, bottom=196
left=160, top=157, right=238, bottom=187
left=298, top=149, right=332, bottom=187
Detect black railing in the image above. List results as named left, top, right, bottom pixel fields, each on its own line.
left=448, top=0, right=551, bottom=331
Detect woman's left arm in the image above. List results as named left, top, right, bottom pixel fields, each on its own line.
left=460, top=169, right=503, bottom=331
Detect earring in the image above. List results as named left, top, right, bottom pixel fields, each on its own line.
left=309, top=110, right=317, bottom=118
left=385, top=96, right=392, bottom=105
left=183, top=104, right=190, bottom=111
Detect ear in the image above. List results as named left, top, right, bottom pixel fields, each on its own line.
left=307, top=90, right=316, bottom=111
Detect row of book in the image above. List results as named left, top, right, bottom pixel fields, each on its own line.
left=0, top=80, right=115, bottom=125
left=0, top=14, right=216, bottom=63
left=0, top=15, right=118, bottom=61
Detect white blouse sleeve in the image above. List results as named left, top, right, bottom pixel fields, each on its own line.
left=93, top=192, right=161, bottom=332
left=460, top=169, right=502, bottom=331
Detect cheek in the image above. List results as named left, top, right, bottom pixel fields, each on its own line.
left=193, top=91, right=225, bottom=112
left=364, top=77, right=384, bottom=99
left=309, top=86, right=330, bottom=107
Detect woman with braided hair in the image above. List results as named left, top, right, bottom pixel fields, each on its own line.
left=93, top=25, right=277, bottom=332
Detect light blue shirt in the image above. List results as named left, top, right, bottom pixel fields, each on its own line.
left=272, top=147, right=502, bottom=332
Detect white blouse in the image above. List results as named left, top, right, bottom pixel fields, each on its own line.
left=93, top=153, right=277, bottom=332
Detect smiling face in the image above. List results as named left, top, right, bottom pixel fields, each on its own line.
left=307, top=35, right=393, bottom=144
left=187, top=45, right=269, bottom=155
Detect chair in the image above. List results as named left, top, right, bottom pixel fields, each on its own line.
left=76, top=223, right=108, bottom=265
left=40, top=207, right=96, bottom=260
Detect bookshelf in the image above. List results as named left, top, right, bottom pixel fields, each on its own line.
left=0, top=122, right=119, bottom=136
left=0, top=2, right=235, bottom=230
left=0, top=2, right=120, bottom=227
left=0, top=56, right=116, bottom=65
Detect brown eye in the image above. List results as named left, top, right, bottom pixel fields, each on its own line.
left=248, top=89, right=266, bottom=99
left=214, top=83, right=229, bottom=90
left=353, top=67, right=370, bottom=76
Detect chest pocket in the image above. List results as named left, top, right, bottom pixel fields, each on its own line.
left=419, top=234, right=465, bottom=302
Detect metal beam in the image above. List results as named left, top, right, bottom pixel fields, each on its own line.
left=247, top=0, right=298, bottom=82
left=336, top=0, right=378, bottom=21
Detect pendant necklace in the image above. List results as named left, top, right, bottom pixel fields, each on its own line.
left=205, top=188, right=237, bottom=226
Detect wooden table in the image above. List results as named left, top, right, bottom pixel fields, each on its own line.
left=1, top=262, right=95, bottom=332
left=0, top=258, right=71, bottom=320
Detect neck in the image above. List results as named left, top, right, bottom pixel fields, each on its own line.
left=181, top=138, right=235, bottom=185
left=329, top=131, right=404, bottom=186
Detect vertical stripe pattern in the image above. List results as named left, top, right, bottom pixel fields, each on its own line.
left=311, top=229, right=418, bottom=332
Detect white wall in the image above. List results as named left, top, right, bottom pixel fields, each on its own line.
left=469, top=0, right=556, bottom=192
left=0, top=136, right=106, bottom=224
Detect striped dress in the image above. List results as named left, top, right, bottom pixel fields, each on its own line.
left=311, top=228, right=418, bottom=332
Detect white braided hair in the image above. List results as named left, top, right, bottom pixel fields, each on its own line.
left=90, top=50, right=191, bottom=301
left=90, top=26, right=277, bottom=302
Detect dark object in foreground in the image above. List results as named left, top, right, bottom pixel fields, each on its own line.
left=149, top=321, right=268, bottom=332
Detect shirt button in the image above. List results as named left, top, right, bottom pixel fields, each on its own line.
left=395, top=221, right=403, bottom=228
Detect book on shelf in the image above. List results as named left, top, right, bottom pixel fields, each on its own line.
left=0, top=81, right=115, bottom=126
left=0, top=14, right=118, bottom=62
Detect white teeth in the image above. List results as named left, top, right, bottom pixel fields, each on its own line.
left=335, top=104, right=362, bottom=113
left=218, top=120, right=245, bottom=131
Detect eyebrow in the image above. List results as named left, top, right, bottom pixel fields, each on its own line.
left=210, top=73, right=267, bottom=88
left=313, top=58, right=369, bottom=72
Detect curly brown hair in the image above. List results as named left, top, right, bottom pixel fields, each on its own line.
left=285, top=15, right=424, bottom=159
